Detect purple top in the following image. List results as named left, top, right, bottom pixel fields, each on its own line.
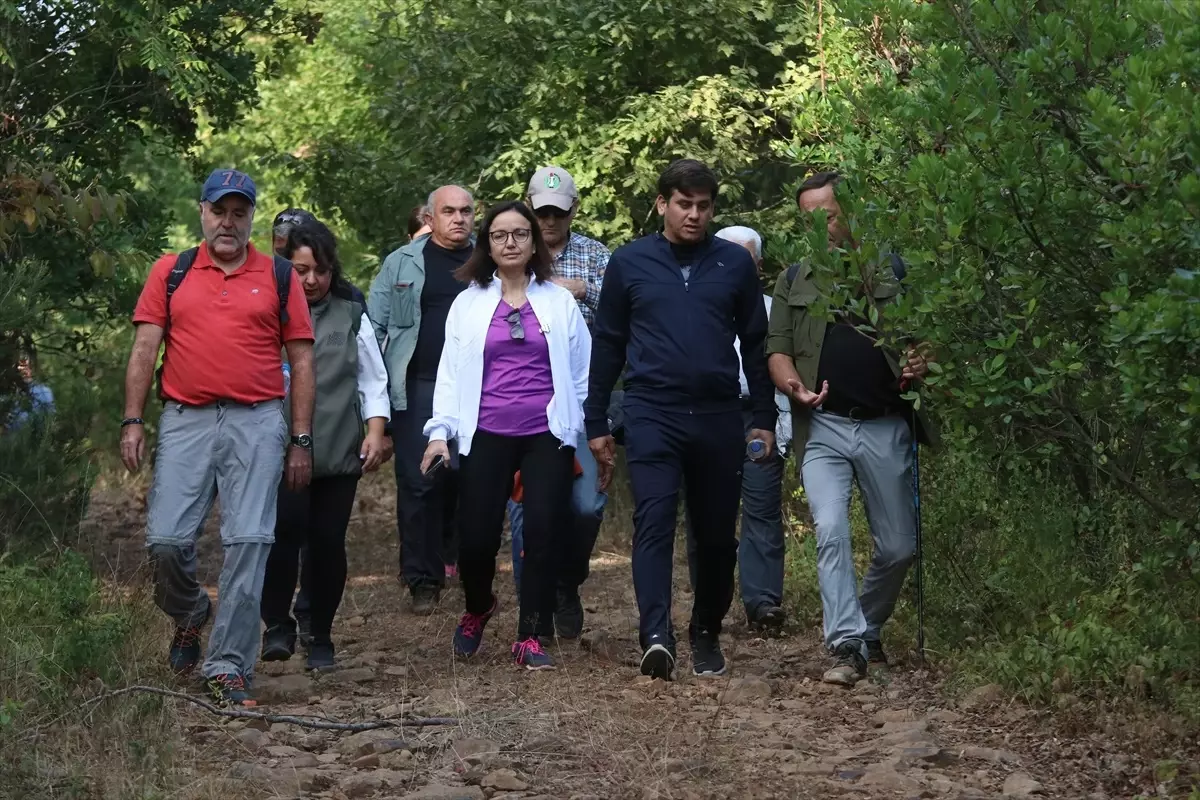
left=477, top=300, right=554, bottom=437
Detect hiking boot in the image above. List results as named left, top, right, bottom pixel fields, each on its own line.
left=690, top=628, right=727, bottom=678
left=639, top=642, right=676, bottom=682
left=411, top=586, right=441, bottom=616
left=168, top=606, right=209, bottom=674
left=261, top=625, right=296, bottom=662
left=747, top=602, right=786, bottom=635
left=296, top=613, right=313, bottom=650
left=512, top=636, right=555, bottom=670
left=453, top=596, right=497, bottom=658
left=554, top=588, right=584, bottom=640
left=205, top=674, right=256, bottom=707
left=306, top=640, right=336, bottom=671
left=822, top=641, right=867, bottom=686
left=866, top=639, right=888, bottom=666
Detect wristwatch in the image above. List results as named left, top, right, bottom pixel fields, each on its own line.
left=290, top=433, right=313, bottom=449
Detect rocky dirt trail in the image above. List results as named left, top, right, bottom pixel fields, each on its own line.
left=82, top=473, right=1164, bottom=799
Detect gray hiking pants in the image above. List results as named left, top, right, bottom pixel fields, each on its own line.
left=145, top=399, right=288, bottom=679
left=801, top=410, right=915, bottom=656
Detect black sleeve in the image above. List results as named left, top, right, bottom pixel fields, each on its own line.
left=734, top=256, right=777, bottom=433
left=583, top=249, right=631, bottom=439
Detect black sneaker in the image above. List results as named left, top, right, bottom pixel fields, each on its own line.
left=554, top=588, right=584, bottom=640
left=205, top=673, right=256, bottom=707
left=261, top=625, right=296, bottom=662
left=690, top=628, right=727, bottom=677
left=748, top=602, right=786, bottom=635
left=168, top=605, right=210, bottom=674
left=411, top=586, right=441, bottom=616
left=306, top=640, right=336, bottom=671
left=640, top=642, right=676, bottom=681
left=866, top=639, right=888, bottom=666
left=296, top=613, right=313, bottom=650
left=822, top=641, right=867, bottom=686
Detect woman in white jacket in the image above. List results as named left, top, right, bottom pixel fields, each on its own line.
left=421, top=201, right=590, bottom=670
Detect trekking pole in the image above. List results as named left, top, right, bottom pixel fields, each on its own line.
left=911, top=404, right=925, bottom=665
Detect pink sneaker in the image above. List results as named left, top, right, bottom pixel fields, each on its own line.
left=512, top=636, right=555, bottom=670
left=444, top=563, right=458, bottom=579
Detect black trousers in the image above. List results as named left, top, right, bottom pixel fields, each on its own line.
left=459, top=430, right=574, bottom=638
left=261, top=474, right=358, bottom=643
left=623, top=404, right=743, bottom=649
left=394, top=378, right=459, bottom=590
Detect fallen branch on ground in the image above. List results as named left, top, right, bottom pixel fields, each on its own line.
left=82, top=685, right=460, bottom=732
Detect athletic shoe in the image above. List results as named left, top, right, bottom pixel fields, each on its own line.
left=444, top=563, right=458, bottom=580
left=411, top=586, right=441, bottom=616
left=306, top=640, right=336, bottom=671
left=822, top=641, right=867, bottom=686
left=747, top=602, right=786, bottom=635
left=690, top=628, right=727, bottom=677
left=168, top=605, right=209, bottom=674
left=261, top=624, right=296, bottom=662
left=205, top=673, right=256, bottom=707
left=453, top=596, right=497, bottom=658
left=640, top=642, right=676, bottom=681
left=554, top=588, right=584, bottom=640
left=512, top=636, right=555, bottom=670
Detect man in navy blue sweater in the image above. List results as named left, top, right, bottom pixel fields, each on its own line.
left=585, top=159, right=777, bottom=680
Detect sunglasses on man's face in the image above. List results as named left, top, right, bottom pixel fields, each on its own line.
left=533, top=206, right=571, bottom=220
left=505, top=309, right=525, bottom=340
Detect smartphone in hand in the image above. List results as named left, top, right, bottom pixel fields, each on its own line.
left=423, top=455, right=446, bottom=477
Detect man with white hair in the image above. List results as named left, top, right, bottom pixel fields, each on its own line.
left=368, top=185, right=475, bottom=614
left=684, top=225, right=793, bottom=634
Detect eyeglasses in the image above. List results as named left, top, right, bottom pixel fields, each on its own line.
left=505, top=309, right=525, bottom=340
left=533, top=206, right=571, bottom=220
left=489, top=228, right=532, bottom=245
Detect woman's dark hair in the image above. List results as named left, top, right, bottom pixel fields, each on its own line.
left=282, top=218, right=354, bottom=300
left=407, top=204, right=428, bottom=237
left=657, top=158, right=719, bottom=202
left=456, top=201, right=552, bottom=287
left=272, top=207, right=317, bottom=239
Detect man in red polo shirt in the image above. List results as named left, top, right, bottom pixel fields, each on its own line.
left=120, top=168, right=315, bottom=707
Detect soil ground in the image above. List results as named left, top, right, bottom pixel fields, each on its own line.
left=78, top=470, right=1184, bottom=800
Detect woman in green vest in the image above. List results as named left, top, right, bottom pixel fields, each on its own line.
left=261, top=219, right=392, bottom=670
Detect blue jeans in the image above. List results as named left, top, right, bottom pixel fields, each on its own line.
left=685, top=409, right=787, bottom=616
left=509, top=430, right=607, bottom=591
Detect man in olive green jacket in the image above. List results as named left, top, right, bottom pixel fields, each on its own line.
left=767, top=172, right=937, bottom=686
left=367, top=185, right=475, bottom=614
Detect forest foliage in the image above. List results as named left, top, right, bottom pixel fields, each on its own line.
left=1, top=0, right=1197, bottom=718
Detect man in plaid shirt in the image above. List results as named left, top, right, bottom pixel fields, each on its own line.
left=507, top=166, right=611, bottom=639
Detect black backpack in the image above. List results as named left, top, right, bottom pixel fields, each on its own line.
left=155, top=247, right=294, bottom=402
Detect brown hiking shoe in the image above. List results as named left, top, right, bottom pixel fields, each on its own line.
left=822, top=641, right=867, bottom=686
left=411, top=586, right=440, bottom=616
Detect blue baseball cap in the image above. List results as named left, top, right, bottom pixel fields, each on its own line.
left=200, top=168, right=257, bottom=205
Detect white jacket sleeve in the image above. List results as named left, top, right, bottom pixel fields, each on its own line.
left=566, top=295, right=591, bottom=413
left=355, top=313, right=391, bottom=421
left=423, top=297, right=462, bottom=443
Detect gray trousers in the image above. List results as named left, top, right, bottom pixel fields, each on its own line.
left=684, top=410, right=787, bottom=615
left=801, top=410, right=915, bottom=655
left=145, top=400, right=288, bottom=679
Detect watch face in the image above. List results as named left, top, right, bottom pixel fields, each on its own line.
left=293, top=434, right=313, bottom=448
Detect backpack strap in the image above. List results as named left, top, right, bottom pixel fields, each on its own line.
left=272, top=255, right=292, bottom=327
left=163, top=248, right=200, bottom=334
left=786, top=262, right=802, bottom=284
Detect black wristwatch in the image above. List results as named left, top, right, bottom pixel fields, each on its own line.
left=290, top=433, right=313, bottom=450
left=121, top=417, right=144, bottom=427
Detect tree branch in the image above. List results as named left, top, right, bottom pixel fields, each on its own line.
left=76, top=685, right=460, bottom=733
